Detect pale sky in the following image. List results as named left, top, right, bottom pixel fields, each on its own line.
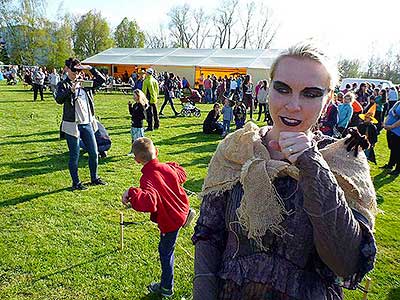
left=46, top=0, right=400, bottom=64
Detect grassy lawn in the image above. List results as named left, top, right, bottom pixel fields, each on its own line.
left=0, top=81, right=399, bottom=300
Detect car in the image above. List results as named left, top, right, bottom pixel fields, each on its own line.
left=339, top=78, right=394, bottom=91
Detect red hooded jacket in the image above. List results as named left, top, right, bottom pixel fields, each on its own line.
left=128, top=159, right=189, bottom=233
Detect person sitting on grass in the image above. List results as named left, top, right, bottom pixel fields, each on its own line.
left=203, top=103, right=224, bottom=135
left=121, top=137, right=195, bottom=298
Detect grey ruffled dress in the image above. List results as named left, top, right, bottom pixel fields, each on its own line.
left=192, top=136, right=376, bottom=300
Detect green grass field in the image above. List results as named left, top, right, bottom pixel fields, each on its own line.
left=0, top=81, right=399, bottom=300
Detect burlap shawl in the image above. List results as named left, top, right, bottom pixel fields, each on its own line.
left=200, top=122, right=378, bottom=245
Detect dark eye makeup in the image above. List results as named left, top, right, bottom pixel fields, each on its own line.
left=272, top=81, right=325, bottom=98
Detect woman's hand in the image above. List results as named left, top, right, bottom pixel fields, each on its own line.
left=269, top=132, right=313, bottom=163
left=344, top=127, right=370, bottom=156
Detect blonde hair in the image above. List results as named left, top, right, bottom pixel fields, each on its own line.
left=133, top=89, right=149, bottom=108
left=133, top=137, right=156, bottom=163
left=270, top=40, right=339, bottom=91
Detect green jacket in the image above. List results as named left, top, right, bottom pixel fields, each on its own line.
left=142, top=75, right=159, bottom=104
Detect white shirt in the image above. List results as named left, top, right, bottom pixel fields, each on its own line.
left=49, top=73, right=60, bottom=85
left=230, top=80, right=237, bottom=90
left=257, top=87, right=269, bottom=104
left=74, top=88, right=91, bottom=124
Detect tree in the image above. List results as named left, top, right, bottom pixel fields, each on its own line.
left=213, top=0, right=238, bottom=48
left=114, top=17, right=145, bottom=48
left=47, top=15, right=74, bottom=69
left=192, top=8, right=211, bottom=48
left=0, top=41, right=10, bottom=64
left=146, top=25, right=168, bottom=48
left=72, top=10, right=114, bottom=59
left=167, top=4, right=193, bottom=48
left=338, top=58, right=361, bottom=79
left=0, top=0, right=47, bottom=65
left=254, top=4, right=279, bottom=49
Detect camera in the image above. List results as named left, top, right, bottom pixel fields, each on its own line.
left=81, top=80, right=94, bottom=88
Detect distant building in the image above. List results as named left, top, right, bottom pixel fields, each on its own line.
left=82, top=48, right=283, bottom=85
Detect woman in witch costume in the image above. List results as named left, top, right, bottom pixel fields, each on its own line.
left=192, top=41, right=378, bottom=300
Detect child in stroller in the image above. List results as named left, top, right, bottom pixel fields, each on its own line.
left=180, top=89, right=202, bottom=117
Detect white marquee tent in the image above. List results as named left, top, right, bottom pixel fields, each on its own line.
left=82, top=48, right=283, bottom=85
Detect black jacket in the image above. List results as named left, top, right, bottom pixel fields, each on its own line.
left=55, top=68, right=106, bottom=122
left=129, top=102, right=146, bottom=128
left=203, top=110, right=220, bottom=133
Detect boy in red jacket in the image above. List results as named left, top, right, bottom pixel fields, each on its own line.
left=122, top=137, right=193, bottom=297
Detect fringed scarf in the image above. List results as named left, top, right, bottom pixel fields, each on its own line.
left=200, top=122, right=378, bottom=247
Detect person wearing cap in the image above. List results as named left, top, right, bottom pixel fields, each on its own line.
left=55, top=58, right=107, bottom=191
left=142, top=68, right=160, bottom=131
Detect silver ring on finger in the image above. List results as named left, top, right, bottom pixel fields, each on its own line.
left=288, top=147, right=294, bottom=153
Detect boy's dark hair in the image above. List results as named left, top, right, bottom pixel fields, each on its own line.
left=133, top=137, right=156, bottom=162
left=65, top=58, right=81, bottom=72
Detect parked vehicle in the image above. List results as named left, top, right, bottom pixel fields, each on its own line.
left=339, top=78, right=394, bottom=91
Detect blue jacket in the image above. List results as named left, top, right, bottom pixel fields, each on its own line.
left=338, top=103, right=353, bottom=128
left=222, top=105, right=233, bottom=121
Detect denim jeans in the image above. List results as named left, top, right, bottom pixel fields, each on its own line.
left=223, top=120, right=231, bottom=134
left=159, top=229, right=179, bottom=290
left=65, top=124, right=98, bottom=185
left=205, top=89, right=212, bottom=103
left=159, top=92, right=178, bottom=115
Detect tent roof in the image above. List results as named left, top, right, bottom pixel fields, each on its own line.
left=82, top=48, right=283, bottom=69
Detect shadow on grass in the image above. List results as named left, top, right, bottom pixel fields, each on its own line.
left=5, top=130, right=59, bottom=138
left=184, top=178, right=204, bottom=194
left=0, top=152, right=69, bottom=180
left=387, top=287, right=400, bottom=299
left=0, top=100, right=39, bottom=103
left=0, top=151, right=118, bottom=181
left=157, top=131, right=221, bottom=147
left=30, top=249, right=118, bottom=284
left=0, top=137, right=59, bottom=146
left=140, top=293, right=164, bottom=300
left=172, top=143, right=218, bottom=155
left=181, top=156, right=213, bottom=169
left=373, top=170, right=398, bottom=191
left=0, top=187, right=70, bottom=207
left=167, top=121, right=203, bottom=128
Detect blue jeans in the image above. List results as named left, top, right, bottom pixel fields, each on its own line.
left=159, top=229, right=179, bottom=290
left=223, top=120, right=231, bottom=134
left=65, top=124, right=98, bottom=185
left=205, top=89, right=212, bottom=103
left=130, top=127, right=144, bottom=141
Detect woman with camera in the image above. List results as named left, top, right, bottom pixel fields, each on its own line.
left=55, top=58, right=107, bottom=191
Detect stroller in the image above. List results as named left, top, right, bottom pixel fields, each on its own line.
left=180, top=98, right=201, bottom=117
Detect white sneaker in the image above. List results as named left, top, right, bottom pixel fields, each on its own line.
left=182, top=208, right=196, bottom=228
left=127, top=152, right=134, bottom=156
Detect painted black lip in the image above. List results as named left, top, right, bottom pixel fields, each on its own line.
left=280, top=116, right=302, bottom=127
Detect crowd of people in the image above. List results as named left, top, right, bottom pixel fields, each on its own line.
left=317, top=81, right=400, bottom=174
